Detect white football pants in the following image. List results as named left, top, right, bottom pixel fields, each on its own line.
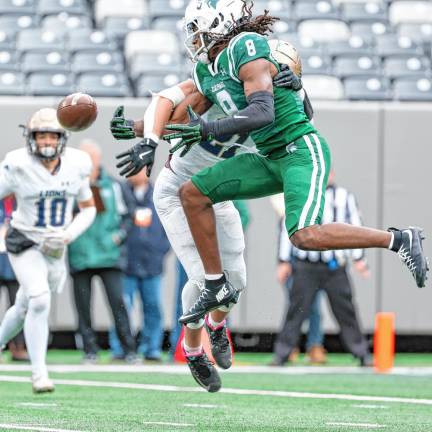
left=153, top=167, right=247, bottom=325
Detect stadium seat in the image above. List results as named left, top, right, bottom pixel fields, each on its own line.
left=27, top=72, right=74, bottom=96
left=298, top=20, right=350, bottom=43
left=77, top=72, right=133, bottom=97
left=124, top=30, right=179, bottom=61
left=375, top=35, right=423, bottom=58
left=326, top=35, right=374, bottom=57
left=67, top=30, right=118, bottom=53
left=151, top=16, right=184, bottom=35
left=334, top=55, right=381, bottom=79
left=0, top=0, right=35, bottom=15
left=0, top=31, right=16, bottom=50
left=37, top=0, right=88, bottom=17
left=0, top=71, right=24, bottom=95
left=94, top=0, right=148, bottom=27
left=302, top=75, right=344, bottom=100
left=148, top=0, right=186, bottom=20
left=344, top=77, right=393, bottom=100
left=136, top=73, right=183, bottom=96
left=41, top=14, right=93, bottom=35
left=272, top=19, right=297, bottom=36
left=102, top=17, right=148, bottom=41
left=129, top=52, right=182, bottom=81
left=21, top=51, right=69, bottom=74
left=294, top=1, right=340, bottom=21
left=393, top=77, right=432, bottom=101
left=0, top=15, right=38, bottom=36
left=389, top=1, right=432, bottom=26
left=71, top=51, right=124, bottom=74
left=351, top=21, right=393, bottom=37
left=397, top=23, right=432, bottom=43
left=302, top=53, right=332, bottom=75
left=341, top=2, right=387, bottom=23
left=249, top=0, right=291, bottom=18
left=383, top=56, right=430, bottom=80
left=0, top=49, right=19, bottom=71
left=16, top=29, right=65, bottom=52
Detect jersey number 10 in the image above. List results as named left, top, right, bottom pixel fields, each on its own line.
left=35, top=197, right=67, bottom=228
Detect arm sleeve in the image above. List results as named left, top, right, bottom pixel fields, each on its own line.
left=113, top=181, right=135, bottom=243
left=302, top=89, right=314, bottom=122
left=0, top=157, right=15, bottom=199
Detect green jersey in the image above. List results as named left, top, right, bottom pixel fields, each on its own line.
left=193, top=32, right=316, bottom=156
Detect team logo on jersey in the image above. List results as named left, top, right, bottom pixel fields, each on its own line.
left=206, top=0, right=218, bottom=8
left=286, top=143, right=298, bottom=155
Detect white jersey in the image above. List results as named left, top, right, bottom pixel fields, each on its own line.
left=169, top=105, right=255, bottom=180
left=0, top=147, right=92, bottom=243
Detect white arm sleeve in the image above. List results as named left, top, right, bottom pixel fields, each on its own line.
left=65, top=206, right=96, bottom=243
left=0, top=162, right=14, bottom=199
left=76, top=153, right=93, bottom=202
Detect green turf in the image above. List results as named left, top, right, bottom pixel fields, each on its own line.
left=1, top=351, right=432, bottom=431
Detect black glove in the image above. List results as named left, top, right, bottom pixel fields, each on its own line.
left=116, top=138, right=158, bottom=178
left=273, top=64, right=303, bottom=91
left=110, top=106, right=136, bottom=140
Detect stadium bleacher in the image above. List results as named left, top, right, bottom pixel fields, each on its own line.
left=0, top=0, right=430, bottom=100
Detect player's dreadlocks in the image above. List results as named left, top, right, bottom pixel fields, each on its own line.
left=208, top=1, right=279, bottom=55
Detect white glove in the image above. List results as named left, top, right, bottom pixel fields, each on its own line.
left=39, top=232, right=70, bottom=259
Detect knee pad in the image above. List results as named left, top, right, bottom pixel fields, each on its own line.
left=14, top=289, right=29, bottom=319
left=182, top=279, right=205, bottom=329
left=28, top=292, right=51, bottom=315
left=226, top=269, right=247, bottom=293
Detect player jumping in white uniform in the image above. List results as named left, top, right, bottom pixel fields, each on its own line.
left=111, top=42, right=303, bottom=392
left=0, top=108, right=96, bottom=393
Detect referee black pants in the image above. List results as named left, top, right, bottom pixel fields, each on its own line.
left=274, top=261, right=369, bottom=362
left=72, top=268, right=136, bottom=356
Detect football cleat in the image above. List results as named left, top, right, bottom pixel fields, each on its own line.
left=205, top=316, right=232, bottom=370
left=390, top=227, right=429, bottom=288
left=179, top=275, right=238, bottom=325
left=183, top=347, right=221, bottom=393
left=32, top=376, right=55, bottom=394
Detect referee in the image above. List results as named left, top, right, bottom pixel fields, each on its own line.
left=272, top=170, right=373, bottom=367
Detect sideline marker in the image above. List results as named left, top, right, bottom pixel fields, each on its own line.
left=374, top=312, right=395, bottom=373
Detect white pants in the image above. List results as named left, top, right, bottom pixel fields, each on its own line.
left=153, top=167, right=247, bottom=313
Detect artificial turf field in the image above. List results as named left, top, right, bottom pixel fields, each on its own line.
left=0, top=351, right=431, bottom=431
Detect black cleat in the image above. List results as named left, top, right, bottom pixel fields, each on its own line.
left=184, top=348, right=221, bottom=393
left=205, top=317, right=232, bottom=370
left=390, top=227, right=429, bottom=288
left=179, top=274, right=238, bottom=324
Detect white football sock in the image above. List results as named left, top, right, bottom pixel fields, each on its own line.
left=205, top=273, right=224, bottom=280
left=183, top=342, right=203, bottom=356
left=24, top=292, right=51, bottom=380
left=0, top=288, right=27, bottom=347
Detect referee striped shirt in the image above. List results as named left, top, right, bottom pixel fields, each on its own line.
left=278, top=184, right=365, bottom=266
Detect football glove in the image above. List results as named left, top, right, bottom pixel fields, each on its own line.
left=273, top=64, right=303, bottom=91
left=39, top=235, right=67, bottom=259
left=116, top=137, right=158, bottom=178
left=163, top=106, right=214, bottom=157
left=110, top=106, right=136, bottom=140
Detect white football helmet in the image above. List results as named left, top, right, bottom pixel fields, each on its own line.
left=25, top=108, right=68, bottom=161
left=184, top=0, right=247, bottom=63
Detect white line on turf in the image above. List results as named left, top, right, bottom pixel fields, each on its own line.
left=183, top=403, right=221, bottom=409
left=0, top=424, right=85, bottom=432
left=1, top=364, right=432, bottom=376
left=352, top=404, right=389, bottom=409
left=327, top=422, right=386, bottom=428
left=17, top=403, right=58, bottom=408
left=142, top=422, right=194, bottom=427
left=1, top=375, right=432, bottom=406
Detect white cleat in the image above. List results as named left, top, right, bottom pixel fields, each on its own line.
left=32, top=376, right=55, bottom=394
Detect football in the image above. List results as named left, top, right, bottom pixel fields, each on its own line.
left=268, top=39, right=303, bottom=77
left=57, top=93, right=98, bottom=132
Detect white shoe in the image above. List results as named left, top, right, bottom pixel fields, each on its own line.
left=32, top=376, right=55, bottom=394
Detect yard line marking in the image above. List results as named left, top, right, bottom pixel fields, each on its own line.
left=17, top=403, right=58, bottom=408
left=352, top=404, right=389, bottom=409
left=183, top=403, right=221, bottom=409
left=327, top=422, right=386, bottom=428
left=1, top=375, right=432, bottom=406
left=142, top=422, right=194, bottom=427
left=1, top=364, right=432, bottom=376
left=0, top=424, right=85, bottom=432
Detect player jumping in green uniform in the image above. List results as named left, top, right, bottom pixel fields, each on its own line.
left=117, top=0, right=429, bottom=326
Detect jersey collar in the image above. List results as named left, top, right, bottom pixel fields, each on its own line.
left=208, top=50, right=224, bottom=77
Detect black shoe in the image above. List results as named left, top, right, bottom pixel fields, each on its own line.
left=184, top=348, right=221, bottom=393
left=205, top=317, right=232, bottom=370
left=179, top=275, right=238, bottom=324
left=390, top=227, right=429, bottom=288
left=359, top=354, right=374, bottom=367
left=268, top=357, right=285, bottom=367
